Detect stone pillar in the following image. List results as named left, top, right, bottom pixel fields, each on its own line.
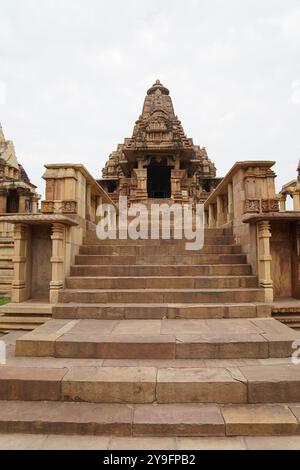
left=208, top=204, right=216, bottom=228
left=204, top=210, right=209, bottom=228
left=31, top=194, right=40, bottom=214
left=17, top=188, right=26, bottom=213
left=11, top=223, right=31, bottom=303
left=257, top=220, right=273, bottom=302
left=279, top=194, right=287, bottom=212
left=50, top=223, right=65, bottom=304
left=86, top=183, right=92, bottom=221
left=293, top=190, right=300, bottom=211
left=133, top=169, right=148, bottom=200
left=0, top=189, right=7, bottom=213
left=227, top=183, right=234, bottom=222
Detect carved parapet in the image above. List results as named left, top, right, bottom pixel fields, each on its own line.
left=261, top=198, right=280, bottom=213
left=61, top=200, right=77, bottom=214
left=42, top=200, right=77, bottom=215
left=244, top=166, right=276, bottom=179
left=244, top=199, right=260, bottom=213
left=244, top=198, right=279, bottom=214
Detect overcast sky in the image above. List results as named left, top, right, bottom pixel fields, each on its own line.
left=0, top=0, right=300, bottom=197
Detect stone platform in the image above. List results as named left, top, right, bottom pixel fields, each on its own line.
left=1, top=227, right=300, bottom=448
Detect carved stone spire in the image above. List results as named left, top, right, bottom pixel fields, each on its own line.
left=101, top=80, right=220, bottom=203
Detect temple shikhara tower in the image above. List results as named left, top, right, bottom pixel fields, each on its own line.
left=101, top=80, right=220, bottom=204
left=2, top=79, right=300, bottom=448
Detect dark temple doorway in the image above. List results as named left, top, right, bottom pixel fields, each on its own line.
left=6, top=189, right=19, bottom=213
left=147, top=165, right=171, bottom=199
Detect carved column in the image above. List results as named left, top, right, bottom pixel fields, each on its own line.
left=17, top=188, right=27, bottom=213
left=204, top=210, right=209, bottom=228
left=171, top=170, right=185, bottom=202
left=50, top=223, right=65, bottom=303
left=216, top=195, right=224, bottom=227
left=257, top=220, right=273, bottom=302
left=293, top=189, right=300, bottom=211
left=133, top=169, right=148, bottom=201
left=11, top=223, right=31, bottom=303
left=31, top=194, right=40, bottom=214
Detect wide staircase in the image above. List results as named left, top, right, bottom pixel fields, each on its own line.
left=1, top=227, right=300, bottom=439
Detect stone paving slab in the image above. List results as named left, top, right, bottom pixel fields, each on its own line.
left=156, top=367, right=247, bottom=403
left=240, top=364, right=300, bottom=403
left=53, top=302, right=270, bottom=320
left=2, top=361, right=300, bottom=404
left=15, top=318, right=300, bottom=360
left=62, top=366, right=157, bottom=404
left=221, top=404, right=299, bottom=435
left=133, top=404, right=224, bottom=437
left=2, top=433, right=300, bottom=450
left=0, top=401, right=133, bottom=435
left=0, top=367, right=68, bottom=401
left=58, top=287, right=264, bottom=304
left=0, top=402, right=299, bottom=440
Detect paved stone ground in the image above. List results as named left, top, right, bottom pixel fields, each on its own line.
left=1, top=434, right=300, bottom=450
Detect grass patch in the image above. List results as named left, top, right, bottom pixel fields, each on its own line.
left=0, top=297, right=10, bottom=306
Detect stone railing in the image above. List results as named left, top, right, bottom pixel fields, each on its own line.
left=204, top=161, right=282, bottom=303
left=0, top=164, right=115, bottom=303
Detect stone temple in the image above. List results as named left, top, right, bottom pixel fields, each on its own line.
left=1, top=81, right=300, bottom=449
left=100, top=80, right=221, bottom=204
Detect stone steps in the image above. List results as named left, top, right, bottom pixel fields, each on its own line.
left=0, top=304, right=53, bottom=316
left=66, top=275, right=258, bottom=290
left=70, top=264, right=253, bottom=277
left=2, top=362, right=300, bottom=404
left=79, top=245, right=242, bottom=255
left=75, top=254, right=247, bottom=265
left=53, top=303, right=270, bottom=320
left=58, top=288, right=265, bottom=304
left=0, top=303, right=53, bottom=332
left=15, top=318, right=299, bottom=360
left=2, top=225, right=293, bottom=440
left=0, top=401, right=299, bottom=437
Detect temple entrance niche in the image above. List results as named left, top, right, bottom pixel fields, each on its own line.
left=147, top=157, right=171, bottom=199
left=6, top=189, right=19, bottom=213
